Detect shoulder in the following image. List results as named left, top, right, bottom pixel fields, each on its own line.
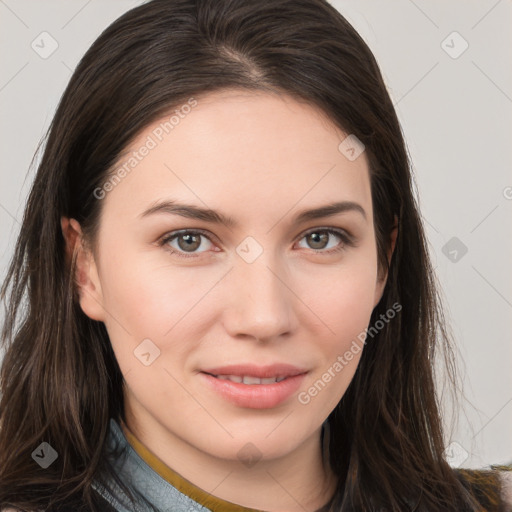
left=454, top=465, right=512, bottom=510
left=499, top=468, right=512, bottom=507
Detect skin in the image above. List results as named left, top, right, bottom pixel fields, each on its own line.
left=62, top=89, right=396, bottom=511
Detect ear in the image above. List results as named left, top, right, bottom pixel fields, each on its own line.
left=373, top=216, right=398, bottom=307
left=61, top=216, right=106, bottom=322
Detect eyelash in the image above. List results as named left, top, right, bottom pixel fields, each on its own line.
left=158, top=227, right=355, bottom=259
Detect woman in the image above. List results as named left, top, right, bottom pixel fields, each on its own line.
left=0, top=0, right=510, bottom=511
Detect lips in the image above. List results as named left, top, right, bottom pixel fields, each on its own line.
left=199, top=363, right=308, bottom=409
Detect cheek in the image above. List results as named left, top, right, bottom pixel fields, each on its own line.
left=294, top=251, right=378, bottom=402
left=96, top=245, right=241, bottom=385
left=298, top=249, right=379, bottom=339
left=96, top=241, right=210, bottom=365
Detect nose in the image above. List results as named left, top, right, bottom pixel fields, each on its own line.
left=222, top=255, right=296, bottom=343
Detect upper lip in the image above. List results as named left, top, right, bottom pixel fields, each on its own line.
left=201, top=364, right=308, bottom=379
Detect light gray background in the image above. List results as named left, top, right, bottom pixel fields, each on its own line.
left=0, top=0, right=510, bottom=469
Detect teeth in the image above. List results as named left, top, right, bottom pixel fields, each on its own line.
left=243, top=375, right=262, bottom=385
left=214, top=374, right=287, bottom=384
left=217, top=374, right=242, bottom=383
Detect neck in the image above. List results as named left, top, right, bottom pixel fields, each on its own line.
left=123, top=401, right=337, bottom=511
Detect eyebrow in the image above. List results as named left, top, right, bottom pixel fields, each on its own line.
left=138, top=199, right=367, bottom=227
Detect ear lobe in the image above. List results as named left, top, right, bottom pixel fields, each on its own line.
left=60, top=216, right=106, bottom=322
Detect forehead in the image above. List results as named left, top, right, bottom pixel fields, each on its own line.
left=101, top=89, right=372, bottom=225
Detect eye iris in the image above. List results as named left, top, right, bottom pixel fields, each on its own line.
left=307, top=232, right=328, bottom=250
left=178, top=233, right=201, bottom=252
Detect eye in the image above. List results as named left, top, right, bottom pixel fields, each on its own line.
left=158, top=227, right=354, bottom=259
left=159, top=230, right=217, bottom=258
left=296, top=228, right=353, bottom=254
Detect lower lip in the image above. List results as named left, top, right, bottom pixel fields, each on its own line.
left=199, top=372, right=307, bottom=409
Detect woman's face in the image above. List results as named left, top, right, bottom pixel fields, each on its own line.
left=76, top=89, right=388, bottom=464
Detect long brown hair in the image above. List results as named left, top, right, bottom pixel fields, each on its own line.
left=0, top=0, right=506, bottom=510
